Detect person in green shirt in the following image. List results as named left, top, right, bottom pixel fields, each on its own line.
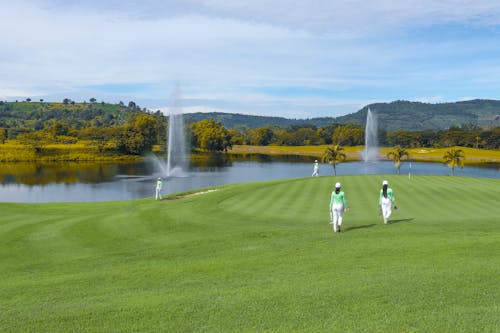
left=379, top=180, right=396, bottom=224
left=155, top=177, right=163, bottom=200
left=329, top=182, right=348, bottom=233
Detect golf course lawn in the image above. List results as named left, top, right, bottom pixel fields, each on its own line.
left=1, top=175, right=499, bottom=332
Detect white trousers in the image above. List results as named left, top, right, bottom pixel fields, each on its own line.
left=331, top=203, right=344, bottom=232
left=156, top=188, right=162, bottom=200
left=381, top=197, right=392, bottom=223
left=312, top=169, right=319, bottom=176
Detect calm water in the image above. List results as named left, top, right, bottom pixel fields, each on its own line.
left=0, top=155, right=498, bottom=203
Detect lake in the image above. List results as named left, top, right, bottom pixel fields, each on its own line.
left=0, top=154, right=498, bottom=202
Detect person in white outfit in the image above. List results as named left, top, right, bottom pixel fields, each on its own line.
left=312, top=160, right=319, bottom=176
left=155, top=177, right=163, bottom=200
left=379, top=180, right=396, bottom=224
left=329, top=182, right=348, bottom=233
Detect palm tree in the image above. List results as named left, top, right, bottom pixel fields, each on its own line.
left=387, top=145, right=409, bottom=174
left=443, top=148, right=464, bottom=176
left=322, top=144, right=346, bottom=175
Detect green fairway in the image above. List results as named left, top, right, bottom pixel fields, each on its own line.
left=1, top=175, right=500, bottom=332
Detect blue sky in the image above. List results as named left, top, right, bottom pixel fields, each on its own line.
left=1, top=0, right=500, bottom=118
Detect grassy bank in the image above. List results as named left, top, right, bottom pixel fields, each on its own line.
left=1, top=175, right=500, bottom=332
left=230, top=144, right=500, bottom=165
left=2, top=141, right=498, bottom=165
left=0, top=141, right=142, bottom=162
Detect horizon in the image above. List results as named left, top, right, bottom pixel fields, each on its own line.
left=3, top=97, right=499, bottom=120
left=2, top=1, right=500, bottom=118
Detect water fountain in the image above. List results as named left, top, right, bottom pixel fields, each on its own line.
left=151, top=85, right=189, bottom=178
left=362, top=108, right=378, bottom=162
left=165, top=85, right=188, bottom=177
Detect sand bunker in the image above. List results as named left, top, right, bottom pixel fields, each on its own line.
left=165, top=189, right=218, bottom=200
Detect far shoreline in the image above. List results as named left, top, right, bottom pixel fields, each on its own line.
left=228, top=145, right=500, bottom=166
left=1, top=142, right=498, bottom=166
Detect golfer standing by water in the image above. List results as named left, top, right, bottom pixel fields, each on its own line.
left=330, top=182, right=348, bottom=233
left=312, top=160, right=319, bottom=176
left=379, top=180, right=396, bottom=224
left=155, top=177, right=163, bottom=200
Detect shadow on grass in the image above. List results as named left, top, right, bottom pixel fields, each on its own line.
left=345, top=223, right=376, bottom=232
left=389, top=218, right=415, bottom=224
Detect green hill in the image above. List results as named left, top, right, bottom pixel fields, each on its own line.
left=185, top=99, right=500, bottom=131
left=1, top=175, right=500, bottom=332
left=337, top=99, right=500, bottom=131
left=0, top=101, right=143, bottom=135
left=3, top=99, right=500, bottom=133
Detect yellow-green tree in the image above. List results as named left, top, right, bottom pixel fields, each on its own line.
left=190, top=119, right=233, bottom=152
left=250, top=127, right=275, bottom=145
left=321, top=144, right=346, bottom=176
left=114, top=113, right=159, bottom=155
left=443, top=148, right=465, bottom=176
left=17, top=131, right=52, bottom=155
left=387, top=145, right=409, bottom=174
left=332, top=124, right=364, bottom=146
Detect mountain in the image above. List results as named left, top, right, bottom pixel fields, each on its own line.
left=183, top=112, right=337, bottom=129
left=185, top=99, right=500, bottom=131
left=3, top=99, right=500, bottom=133
left=336, top=99, right=500, bottom=131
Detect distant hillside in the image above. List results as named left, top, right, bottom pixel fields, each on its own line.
left=0, top=101, right=145, bottom=134
left=185, top=99, right=500, bottom=131
left=184, top=112, right=337, bottom=129
left=3, top=99, right=500, bottom=133
left=335, top=99, right=500, bottom=131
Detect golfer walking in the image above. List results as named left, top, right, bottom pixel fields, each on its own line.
left=379, top=180, right=396, bottom=224
left=155, top=177, right=163, bottom=200
left=329, top=182, right=348, bottom=233
left=312, top=160, right=319, bottom=176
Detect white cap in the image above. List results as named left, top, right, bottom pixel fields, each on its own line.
left=382, top=180, right=388, bottom=185
left=158, top=177, right=161, bottom=180
left=335, top=182, right=341, bottom=188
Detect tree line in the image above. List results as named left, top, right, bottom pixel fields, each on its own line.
left=3, top=117, right=500, bottom=157
left=321, top=144, right=466, bottom=177
left=225, top=122, right=500, bottom=150
left=1, top=99, right=499, bottom=157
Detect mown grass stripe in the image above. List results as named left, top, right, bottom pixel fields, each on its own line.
left=1, top=175, right=500, bottom=332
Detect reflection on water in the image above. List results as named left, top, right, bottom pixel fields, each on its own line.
left=190, top=152, right=312, bottom=170
left=0, top=162, right=139, bottom=185
left=0, top=154, right=498, bottom=203
left=0, top=154, right=317, bottom=186
left=190, top=152, right=232, bottom=171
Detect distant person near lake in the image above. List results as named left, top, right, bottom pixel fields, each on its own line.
left=155, top=178, right=163, bottom=200
left=312, top=160, right=319, bottom=177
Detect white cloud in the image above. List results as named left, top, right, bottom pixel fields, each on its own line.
left=2, top=1, right=500, bottom=117
left=0, top=2, right=307, bottom=85
left=37, top=0, right=500, bottom=32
